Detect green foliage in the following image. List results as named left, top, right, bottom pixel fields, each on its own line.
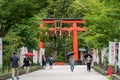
left=67, top=0, right=89, bottom=18
left=56, top=53, right=64, bottom=62
left=17, top=25, right=39, bottom=51
left=84, top=0, right=120, bottom=50
left=2, top=24, right=40, bottom=65
left=108, top=76, right=113, bottom=80
left=0, top=0, right=49, bottom=37
left=82, top=0, right=120, bottom=64
left=46, top=0, right=74, bottom=18
left=66, top=38, right=72, bottom=52
left=0, top=0, right=52, bottom=66
left=2, top=28, right=21, bottom=65
left=39, top=27, right=49, bottom=42
left=103, top=56, right=108, bottom=66
left=2, top=0, right=120, bottom=66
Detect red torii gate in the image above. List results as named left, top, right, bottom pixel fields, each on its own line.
left=39, top=18, right=86, bottom=61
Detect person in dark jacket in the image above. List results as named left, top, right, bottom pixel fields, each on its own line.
left=23, top=57, right=31, bottom=74
left=42, top=55, right=46, bottom=69
left=48, top=57, right=54, bottom=69
left=10, top=52, right=20, bottom=80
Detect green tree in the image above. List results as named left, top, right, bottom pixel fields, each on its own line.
left=46, top=0, right=74, bottom=18
left=84, top=0, right=120, bottom=64
left=0, top=0, right=50, bottom=37
left=1, top=0, right=53, bottom=65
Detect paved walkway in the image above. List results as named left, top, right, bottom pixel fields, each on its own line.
left=7, top=65, right=108, bottom=80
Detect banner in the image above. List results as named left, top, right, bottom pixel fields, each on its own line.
left=20, top=46, right=28, bottom=66
left=93, top=49, right=99, bottom=64
left=101, top=48, right=107, bottom=63
left=0, top=38, right=2, bottom=68
left=109, top=42, right=115, bottom=65
left=39, top=48, right=45, bottom=65
left=33, top=50, right=38, bottom=64
left=118, top=42, right=120, bottom=68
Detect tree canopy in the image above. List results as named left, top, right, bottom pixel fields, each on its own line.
left=0, top=0, right=49, bottom=37
left=1, top=0, right=120, bottom=64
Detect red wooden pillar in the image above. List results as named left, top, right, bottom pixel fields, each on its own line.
left=38, top=41, right=44, bottom=48
left=72, top=22, right=78, bottom=61
left=39, top=23, right=44, bottom=48
left=40, top=22, right=44, bottom=28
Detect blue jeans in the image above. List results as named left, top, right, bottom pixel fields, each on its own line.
left=70, top=64, right=74, bottom=71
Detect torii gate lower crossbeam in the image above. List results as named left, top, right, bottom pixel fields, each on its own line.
left=39, top=18, right=86, bottom=61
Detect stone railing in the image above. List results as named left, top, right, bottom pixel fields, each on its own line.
left=112, top=74, right=120, bottom=80
left=0, top=66, right=42, bottom=80
left=93, top=66, right=120, bottom=80
left=93, top=66, right=108, bottom=75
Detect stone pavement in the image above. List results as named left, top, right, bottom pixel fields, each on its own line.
left=7, top=65, right=108, bottom=80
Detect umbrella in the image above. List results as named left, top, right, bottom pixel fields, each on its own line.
left=23, top=52, right=35, bottom=57
left=66, top=51, right=74, bottom=56
left=84, top=54, right=92, bottom=58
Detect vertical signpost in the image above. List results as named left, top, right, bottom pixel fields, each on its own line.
left=0, top=38, right=2, bottom=68
left=101, top=48, right=105, bottom=63
left=20, top=47, right=24, bottom=66
left=108, top=41, right=115, bottom=75
left=33, top=50, right=38, bottom=64
left=39, top=48, right=45, bottom=65
left=118, top=42, right=120, bottom=68
left=109, top=42, right=115, bottom=65
left=20, top=46, right=28, bottom=66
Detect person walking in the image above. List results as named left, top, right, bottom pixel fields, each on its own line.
left=69, top=56, right=75, bottom=72
left=10, top=52, right=20, bottom=80
left=86, top=56, right=92, bottom=72
left=42, top=55, right=46, bottom=69
left=23, top=57, right=31, bottom=74
left=48, top=56, right=54, bottom=69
